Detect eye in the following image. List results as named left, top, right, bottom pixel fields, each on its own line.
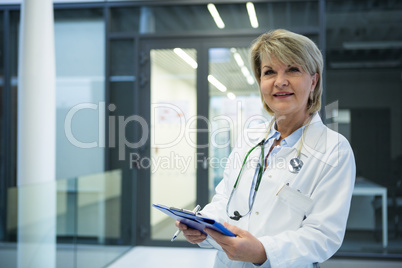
left=288, top=66, right=300, bottom=72
left=263, top=69, right=274, bottom=76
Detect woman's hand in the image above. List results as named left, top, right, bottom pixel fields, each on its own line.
left=175, top=220, right=207, bottom=244
left=204, top=222, right=267, bottom=264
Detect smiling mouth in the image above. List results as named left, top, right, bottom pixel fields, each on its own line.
left=273, top=93, right=294, bottom=97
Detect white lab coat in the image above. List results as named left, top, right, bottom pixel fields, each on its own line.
left=199, top=113, right=356, bottom=268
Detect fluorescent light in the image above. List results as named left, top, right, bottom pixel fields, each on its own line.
left=343, top=41, right=402, bottom=50
left=207, top=3, right=225, bottom=29
left=246, top=2, right=259, bottom=28
left=173, top=48, right=198, bottom=69
left=330, top=60, right=400, bottom=69
left=233, top=53, right=244, bottom=67
left=227, top=92, right=236, bottom=100
left=241, top=66, right=256, bottom=85
left=231, top=49, right=255, bottom=85
left=241, top=66, right=250, bottom=77
left=246, top=76, right=255, bottom=85
left=208, top=75, right=227, bottom=92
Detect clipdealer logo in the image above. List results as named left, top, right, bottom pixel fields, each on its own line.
left=63, top=101, right=341, bottom=171
left=64, top=102, right=148, bottom=160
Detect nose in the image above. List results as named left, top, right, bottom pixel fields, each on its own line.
left=274, top=73, right=289, bottom=88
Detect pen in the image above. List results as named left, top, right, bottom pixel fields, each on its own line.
left=171, top=204, right=201, bottom=242
left=276, top=183, right=289, bottom=196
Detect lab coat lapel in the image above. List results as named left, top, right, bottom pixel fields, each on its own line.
left=275, top=113, right=325, bottom=162
left=302, top=113, right=327, bottom=157
left=248, top=114, right=325, bottom=173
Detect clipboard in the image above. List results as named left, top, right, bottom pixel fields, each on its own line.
left=152, top=203, right=236, bottom=237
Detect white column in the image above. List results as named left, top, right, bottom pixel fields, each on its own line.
left=17, top=0, right=56, bottom=267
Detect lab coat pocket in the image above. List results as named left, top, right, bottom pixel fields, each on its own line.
left=277, top=184, right=313, bottom=216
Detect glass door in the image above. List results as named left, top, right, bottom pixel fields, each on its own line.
left=139, top=36, right=263, bottom=245
left=146, top=45, right=199, bottom=242
left=208, top=46, right=271, bottom=199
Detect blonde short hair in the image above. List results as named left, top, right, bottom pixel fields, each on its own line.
left=250, top=29, right=323, bottom=115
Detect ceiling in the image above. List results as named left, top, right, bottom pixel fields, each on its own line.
left=149, top=0, right=402, bottom=97
left=326, top=0, right=402, bottom=69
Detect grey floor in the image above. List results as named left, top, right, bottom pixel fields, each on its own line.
left=2, top=219, right=402, bottom=268
left=107, top=246, right=402, bottom=268
left=142, top=219, right=402, bottom=268
left=1, top=243, right=401, bottom=268
left=0, top=243, right=130, bottom=268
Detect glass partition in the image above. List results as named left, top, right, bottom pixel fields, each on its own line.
left=150, top=48, right=197, bottom=241
left=1, top=169, right=129, bottom=268
left=54, top=8, right=106, bottom=181
left=208, top=47, right=271, bottom=199
left=326, top=0, right=402, bottom=256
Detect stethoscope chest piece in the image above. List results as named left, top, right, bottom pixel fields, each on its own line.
left=289, top=157, right=303, bottom=173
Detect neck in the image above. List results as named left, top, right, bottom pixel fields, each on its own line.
left=274, top=111, right=312, bottom=139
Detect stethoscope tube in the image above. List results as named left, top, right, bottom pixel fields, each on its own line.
left=226, top=115, right=314, bottom=221
left=226, top=139, right=265, bottom=221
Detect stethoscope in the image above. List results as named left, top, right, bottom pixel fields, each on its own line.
left=226, top=115, right=312, bottom=221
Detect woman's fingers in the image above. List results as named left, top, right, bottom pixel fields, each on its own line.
left=175, top=220, right=207, bottom=244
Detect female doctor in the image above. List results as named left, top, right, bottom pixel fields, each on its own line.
left=176, top=29, right=355, bottom=268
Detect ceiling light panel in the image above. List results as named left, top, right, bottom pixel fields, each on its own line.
left=173, top=48, right=198, bottom=69
left=227, top=92, right=236, bottom=100
left=208, top=75, right=227, bottom=92
left=231, top=49, right=255, bottom=86
left=233, top=53, right=245, bottom=67
left=246, top=2, right=259, bottom=28
left=207, top=3, right=225, bottom=29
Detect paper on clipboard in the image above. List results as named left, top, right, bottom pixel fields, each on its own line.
left=152, top=203, right=236, bottom=237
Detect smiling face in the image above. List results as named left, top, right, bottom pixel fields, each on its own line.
left=259, top=57, right=318, bottom=119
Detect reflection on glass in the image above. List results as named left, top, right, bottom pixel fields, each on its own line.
left=208, top=47, right=271, bottom=200
left=5, top=170, right=127, bottom=268
left=150, top=49, right=197, bottom=241
left=54, top=12, right=105, bottom=180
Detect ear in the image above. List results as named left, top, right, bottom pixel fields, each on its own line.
left=310, top=73, right=319, bottom=92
